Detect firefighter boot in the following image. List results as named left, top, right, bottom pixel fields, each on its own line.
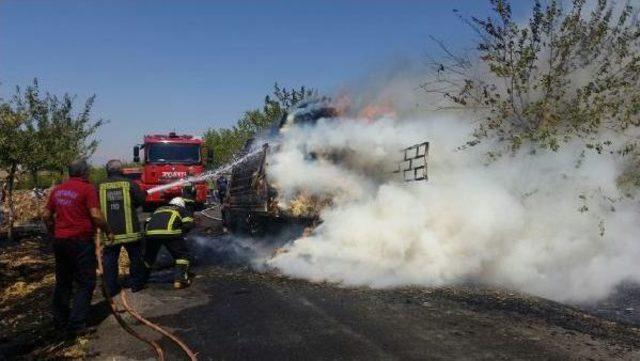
left=173, top=260, right=192, bottom=289
left=140, top=262, right=152, bottom=283
left=131, top=263, right=151, bottom=293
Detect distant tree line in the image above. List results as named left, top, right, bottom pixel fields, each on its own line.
left=203, top=84, right=314, bottom=168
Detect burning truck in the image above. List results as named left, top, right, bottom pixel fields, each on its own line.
left=223, top=100, right=429, bottom=236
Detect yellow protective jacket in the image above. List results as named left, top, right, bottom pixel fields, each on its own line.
left=145, top=205, right=194, bottom=238
left=98, top=176, right=147, bottom=245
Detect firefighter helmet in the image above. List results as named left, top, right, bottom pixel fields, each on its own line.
left=168, top=197, right=186, bottom=208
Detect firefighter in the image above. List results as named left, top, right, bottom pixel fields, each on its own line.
left=181, top=181, right=197, bottom=213
left=42, top=159, right=114, bottom=336
left=143, top=197, right=194, bottom=289
left=216, top=175, right=228, bottom=203
left=98, top=159, right=147, bottom=295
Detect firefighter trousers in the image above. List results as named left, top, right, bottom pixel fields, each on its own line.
left=144, top=235, right=190, bottom=270
left=102, top=241, right=145, bottom=296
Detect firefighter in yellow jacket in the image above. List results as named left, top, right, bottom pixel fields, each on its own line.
left=143, top=197, right=194, bottom=289
left=181, top=182, right=197, bottom=213
left=99, top=160, right=147, bottom=295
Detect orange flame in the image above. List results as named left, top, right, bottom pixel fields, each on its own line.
left=358, top=99, right=396, bottom=122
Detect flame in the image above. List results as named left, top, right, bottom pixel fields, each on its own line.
left=270, top=191, right=332, bottom=218
left=358, top=99, right=396, bottom=121
left=331, top=92, right=397, bottom=122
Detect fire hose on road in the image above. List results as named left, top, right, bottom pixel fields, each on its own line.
left=94, top=234, right=198, bottom=361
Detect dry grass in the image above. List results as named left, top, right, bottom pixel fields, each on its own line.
left=0, top=189, right=49, bottom=232
left=0, top=238, right=55, bottom=338
left=118, top=246, right=130, bottom=275
left=0, top=238, right=90, bottom=360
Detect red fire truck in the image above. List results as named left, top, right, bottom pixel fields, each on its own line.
left=133, top=132, right=212, bottom=210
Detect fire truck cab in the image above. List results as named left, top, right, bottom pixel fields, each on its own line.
left=133, top=132, right=212, bottom=210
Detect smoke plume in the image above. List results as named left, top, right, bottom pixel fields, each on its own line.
left=265, top=113, right=640, bottom=303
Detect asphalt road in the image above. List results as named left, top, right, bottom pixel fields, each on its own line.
left=86, top=236, right=640, bottom=361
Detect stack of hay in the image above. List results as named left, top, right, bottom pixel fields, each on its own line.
left=118, top=247, right=131, bottom=275
left=1, top=189, right=50, bottom=233
left=11, top=190, right=50, bottom=225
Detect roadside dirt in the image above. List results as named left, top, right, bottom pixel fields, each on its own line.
left=582, top=283, right=640, bottom=326
left=86, top=264, right=640, bottom=360
left=2, top=236, right=640, bottom=360
left=85, top=232, right=640, bottom=361
left=0, top=238, right=91, bottom=360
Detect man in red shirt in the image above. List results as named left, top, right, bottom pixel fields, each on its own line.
left=43, top=159, right=114, bottom=336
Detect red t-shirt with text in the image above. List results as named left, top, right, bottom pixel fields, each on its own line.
left=46, top=177, right=99, bottom=239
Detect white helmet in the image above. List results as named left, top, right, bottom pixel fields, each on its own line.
left=168, top=197, right=186, bottom=208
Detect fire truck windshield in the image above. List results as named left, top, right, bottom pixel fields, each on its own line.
left=147, top=143, right=200, bottom=164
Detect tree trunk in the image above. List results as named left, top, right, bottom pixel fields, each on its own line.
left=7, top=162, right=17, bottom=242
left=31, top=170, right=38, bottom=189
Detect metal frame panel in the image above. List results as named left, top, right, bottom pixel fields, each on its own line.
left=394, top=142, right=429, bottom=182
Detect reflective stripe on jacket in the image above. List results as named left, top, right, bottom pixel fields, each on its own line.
left=99, top=177, right=145, bottom=245
left=145, top=205, right=194, bottom=238
left=183, top=197, right=196, bottom=213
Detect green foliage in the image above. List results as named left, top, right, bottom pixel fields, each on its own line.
left=203, top=127, right=250, bottom=169
left=203, top=83, right=314, bottom=168
left=426, top=0, right=640, bottom=154
left=12, top=79, right=104, bottom=175
left=87, top=161, right=140, bottom=186
left=0, top=103, right=27, bottom=171
left=0, top=101, right=27, bottom=225
left=13, top=172, right=64, bottom=190
left=12, top=161, right=138, bottom=190
left=89, top=166, right=107, bottom=185
left=0, top=79, right=104, bottom=193
left=0, top=79, right=103, bottom=237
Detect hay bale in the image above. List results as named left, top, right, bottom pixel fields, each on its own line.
left=0, top=189, right=50, bottom=233
left=118, top=246, right=130, bottom=275
left=11, top=189, right=50, bottom=225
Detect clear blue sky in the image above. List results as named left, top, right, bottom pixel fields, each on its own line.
left=0, top=0, right=531, bottom=164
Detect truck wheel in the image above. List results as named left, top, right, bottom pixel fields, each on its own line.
left=247, top=214, right=266, bottom=237
left=227, top=210, right=250, bottom=235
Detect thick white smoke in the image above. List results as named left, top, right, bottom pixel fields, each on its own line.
left=266, top=115, right=640, bottom=303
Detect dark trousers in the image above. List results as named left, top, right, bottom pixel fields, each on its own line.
left=217, top=189, right=226, bottom=203
left=144, top=236, right=190, bottom=268
left=52, top=238, right=97, bottom=331
left=102, top=241, right=145, bottom=296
